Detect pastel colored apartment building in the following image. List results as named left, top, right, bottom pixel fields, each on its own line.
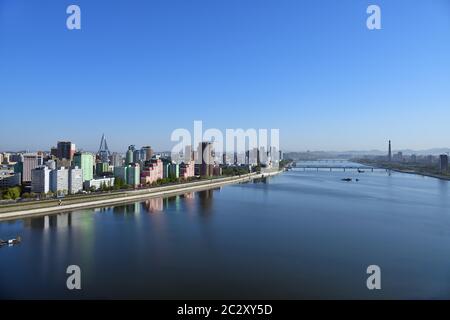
left=141, top=159, right=163, bottom=185
left=179, top=160, right=195, bottom=179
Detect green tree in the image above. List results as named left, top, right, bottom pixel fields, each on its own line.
left=114, top=177, right=125, bottom=189
left=1, top=187, right=21, bottom=200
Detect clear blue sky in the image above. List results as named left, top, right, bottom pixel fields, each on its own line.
left=1, top=0, right=449, bottom=152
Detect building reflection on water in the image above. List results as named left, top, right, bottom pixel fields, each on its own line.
left=197, top=189, right=216, bottom=217
left=23, top=212, right=73, bottom=229
left=112, top=203, right=141, bottom=215
left=144, top=197, right=164, bottom=213
left=21, top=188, right=220, bottom=230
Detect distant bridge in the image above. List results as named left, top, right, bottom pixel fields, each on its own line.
left=293, top=165, right=381, bottom=172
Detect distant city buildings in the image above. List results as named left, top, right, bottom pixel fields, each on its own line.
left=31, top=166, right=50, bottom=194
left=113, top=165, right=128, bottom=185
left=56, top=141, right=76, bottom=160
left=0, top=172, right=21, bottom=188
left=96, top=162, right=112, bottom=176
left=439, top=154, right=448, bottom=173
left=125, top=145, right=135, bottom=165
left=50, top=167, right=69, bottom=195
left=141, top=159, right=162, bottom=185
left=97, top=134, right=111, bottom=163
left=111, top=152, right=123, bottom=167
left=84, top=177, right=115, bottom=191
left=198, top=142, right=214, bottom=177
left=393, top=151, right=403, bottom=162
left=141, top=146, right=153, bottom=162
left=69, top=166, right=83, bottom=194
left=179, top=160, right=195, bottom=179
left=388, top=140, right=392, bottom=162
left=22, top=153, right=44, bottom=182
left=1, top=136, right=283, bottom=199
left=73, top=152, right=94, bottom=182
left=127, top=163, right=141, bottom=187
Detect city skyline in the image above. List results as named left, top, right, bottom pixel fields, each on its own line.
left=1, top=0, right=450, bottom=151
left=1, top=136, right=449, bottom=155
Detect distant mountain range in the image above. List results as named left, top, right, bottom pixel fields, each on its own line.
left=284, top=148, right=450, bottom=159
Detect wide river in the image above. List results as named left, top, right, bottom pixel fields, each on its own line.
left=1, top=161, right=450, bottom=299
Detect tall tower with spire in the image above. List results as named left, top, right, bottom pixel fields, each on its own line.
left=98, top=134, right=111, bottom=163
left=388, top=140, right=392, bottom=162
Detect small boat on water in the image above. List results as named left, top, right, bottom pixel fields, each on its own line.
left=0, top=236, right=22, bottom=247
left=341, top=178, right=352, bottom=182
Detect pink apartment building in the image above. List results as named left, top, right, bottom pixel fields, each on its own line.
left=179, top=160, right=195, bottom=179
left=140, top=159, right=163, bottom=185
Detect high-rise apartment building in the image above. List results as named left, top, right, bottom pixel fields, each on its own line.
left=141, top=146, right=154, bottom=161
left=113, top=166, right=128, bottom=185
left=57, top=141, right=76, bottom=160
left=127, top=163, right=140, bottom=187
left=31, top=166, right=50, bottom=194
left=111, top=152, right=123, bottom=167
left=22, top=153, right=44, bottom=182
left=69, top=166, right=83, bottom=194
left=50, top=167, right=69, bottom=195
left=73, top=152, right=94, bottom=182
left=198, top=142, right=214, bottom=177
left=125, top=145, right=135, bottom=165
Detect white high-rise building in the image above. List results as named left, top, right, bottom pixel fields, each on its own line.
left=45, top=159, right=56, bottom=170
left=69, top=166, right=83, bottom=194
left=50, top=167, right=69, bottom=195
left=31, top=166, right=50, bottom=194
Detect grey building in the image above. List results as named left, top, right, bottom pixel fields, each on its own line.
left=198, top=142, right=214, bottom=177
left=113, top=166, right=128, bottom=185
left=440, top=154, right=449, bottom=173
left=141, top=146, right=153, bottom=161
left=0, top=173, right=21, bottom=188
left=56, top=141, right=75, bottom=160
left=31, top=166, right=50, bottom=194
left=111, top=152, right=123, bottom=167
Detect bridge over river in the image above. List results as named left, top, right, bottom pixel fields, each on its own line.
left=291, top=161, right=384, bottom=172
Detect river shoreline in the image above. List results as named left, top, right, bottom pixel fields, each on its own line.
left=385, top=167, right=450, bottom=181
left=0, top=170, right=282, bottom=222
left=354, top=160, right=450, bottom=181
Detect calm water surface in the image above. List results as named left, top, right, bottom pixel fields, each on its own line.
left=1, top=162, right=450, bottom=299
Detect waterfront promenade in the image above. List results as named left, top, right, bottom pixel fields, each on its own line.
left=0, top=171, right=281, bottom=221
